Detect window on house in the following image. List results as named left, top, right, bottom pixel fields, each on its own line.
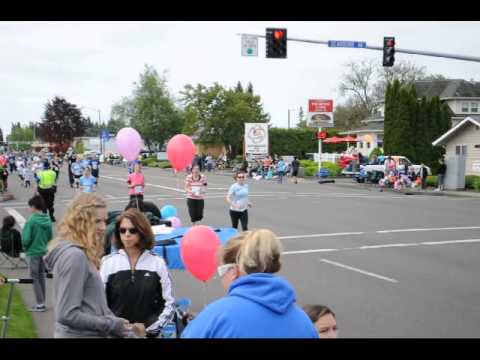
left=359, top=142, right=363, bottom=149
left=461, top=102, right=469, bottom=113
left=367, top=142, right=371, bottom=149
left=456, top=145, right=461, bottom=155
left=462, top=145, right=467, bottom=155
left=471, top=102, right=478, bottom=113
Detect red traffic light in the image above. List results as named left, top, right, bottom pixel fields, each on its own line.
left=274, top=30, right=285, bottom=41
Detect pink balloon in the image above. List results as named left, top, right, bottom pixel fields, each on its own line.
left=167, top=134, right=195, bottom=171
left=180, top=226, right=221, bottom=282
left=116, top=127, right=142, bottom=161
left=167, top=216, right=182, bottom=229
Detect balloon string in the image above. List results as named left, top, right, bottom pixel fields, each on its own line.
left=202, top=281, right=207, bottom=308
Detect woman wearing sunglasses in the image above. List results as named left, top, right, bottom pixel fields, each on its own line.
left=226, top=171, right=251, bottom=231
left=181, top=229, right=318, bottom=338
left=100, top=208, right=176, bottom=338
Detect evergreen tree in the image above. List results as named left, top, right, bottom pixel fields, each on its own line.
left=246, top=82, right=253, bottom=94
left=235, top=81, right=244, bottom=93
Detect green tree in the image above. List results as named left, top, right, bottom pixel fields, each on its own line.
left=106, top=117, right=127, bottom=134
left=180, top=83, right=270, bottom=160
left=111, top=65, right=184, bottom=150
left=333, top=101, right=369, bottom=130
left=235, top=81, right=244, bottom=93
left=246, top=82, right=254, bottom=94
left=38, top=97, right=86, bottom=152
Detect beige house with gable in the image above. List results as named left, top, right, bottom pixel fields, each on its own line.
left=432, top=116, right=480, bottom=176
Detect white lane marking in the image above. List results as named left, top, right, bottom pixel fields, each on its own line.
left=282, top=238, right=480, bottom=256
left=357, top=243, right=417, bottom=249
left=422, top=239, right=480, bottom=245
left=5, top=208, right=26, bottom=229
left=278, top=232, right=364, bottom=240
left=283, top=248, right=341, bottom=255
left=101, top=175, right=185, bottom=193
left=319, top=259, right=399, bottom=283
left=377, top=226, right=480, bottom=234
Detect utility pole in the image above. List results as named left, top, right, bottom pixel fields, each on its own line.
left=238, top=33, right=480, bottom=63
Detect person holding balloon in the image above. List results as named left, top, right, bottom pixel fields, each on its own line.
left=185, top=164, right=207, bottom=226
left=127, top=163, right=145, bottom=211
left=181, top=229, right=318, bottom=338
left=100, top=208, right=176, bottom=338
left=226, top=171, right=251, bottom=231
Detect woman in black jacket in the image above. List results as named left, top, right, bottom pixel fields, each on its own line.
left=100, top=208, right=176, bottom=338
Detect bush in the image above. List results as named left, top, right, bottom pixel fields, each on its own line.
left=465, top=175, right=480, bottom=190
left=304, top=166, right=318, bottom=177
left=321, top=161, right=342, bottom=176
left=300, top=161, right=341, bottom=177
left=141, top=157, right=158, bottom=166
left=467, top=175, right=480, bottom=191
left=369, top=147, right=384, bottom=160
left=159, top=161, right=172, bottom=169
left=426, top=175, right=438, bottom=187
left=299, top=159, right=317, bottom=168
left=474, top=178, right=480, bottom=191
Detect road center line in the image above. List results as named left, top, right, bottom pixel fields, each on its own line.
left=319, top=258, right=399, bottom=283
left=282, top=238, right=480, bottom=256
left=377, top=226, right=480, bottom=233
left=102, top=175, right=185, bottom=193
left=5, top=207, right=26, bottom=229
left=278, top=232, right=364, bottom=240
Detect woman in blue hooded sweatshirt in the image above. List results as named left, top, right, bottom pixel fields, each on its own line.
left=181, top=229, right=318, bottom=338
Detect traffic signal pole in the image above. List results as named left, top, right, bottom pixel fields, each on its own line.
left=239, top=33, right=480, bottom=63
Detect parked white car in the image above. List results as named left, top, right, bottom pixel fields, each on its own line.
left=363, top=156, right=432, bottom=176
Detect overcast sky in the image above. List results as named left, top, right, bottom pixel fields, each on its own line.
left=1, top=21, right=480, bottom=137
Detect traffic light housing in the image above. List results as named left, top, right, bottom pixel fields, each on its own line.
left=266, top=28, right=287, bottom=58
left=383, top=37, right=395, bottom=67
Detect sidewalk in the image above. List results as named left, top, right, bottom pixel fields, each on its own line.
left=324, top=178, right=480, bottom=198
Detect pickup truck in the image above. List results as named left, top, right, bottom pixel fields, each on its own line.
left=362, top=156, right=431, bottom=176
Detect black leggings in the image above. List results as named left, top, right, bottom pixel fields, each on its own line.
left=229, top=210, right=248, bottom=231
left=187, top=198, right=204, bottom=223
left=38, top=187, right=55, bottom=220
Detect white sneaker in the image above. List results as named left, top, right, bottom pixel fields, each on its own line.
left=29, top=304, right=46, bottom=312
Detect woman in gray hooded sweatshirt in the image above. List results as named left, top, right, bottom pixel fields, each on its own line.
left=46, top=193, right=140, bottom=338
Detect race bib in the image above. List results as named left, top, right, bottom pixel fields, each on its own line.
left=135, top=185, right=143, bottom=193
left=92, top=163, right=98, bottom=169
left=191, top=185, right=201, bottom=195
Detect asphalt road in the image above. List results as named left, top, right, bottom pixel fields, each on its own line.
left=2, top=163, right=480, bottom=338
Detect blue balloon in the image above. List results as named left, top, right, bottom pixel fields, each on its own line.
left=161, top=205, right=177, bottom=219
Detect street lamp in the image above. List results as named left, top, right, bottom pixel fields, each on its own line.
left=80, top=106, right=102, bottom=124
left=287, top=108, right=297, bottom=129
left=80, top=106, right=103, bottom=153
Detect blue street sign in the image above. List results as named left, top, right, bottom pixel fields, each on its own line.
left=328, top=40, right=367, bottom=48
left=100, top=129, right=110, bottom=141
